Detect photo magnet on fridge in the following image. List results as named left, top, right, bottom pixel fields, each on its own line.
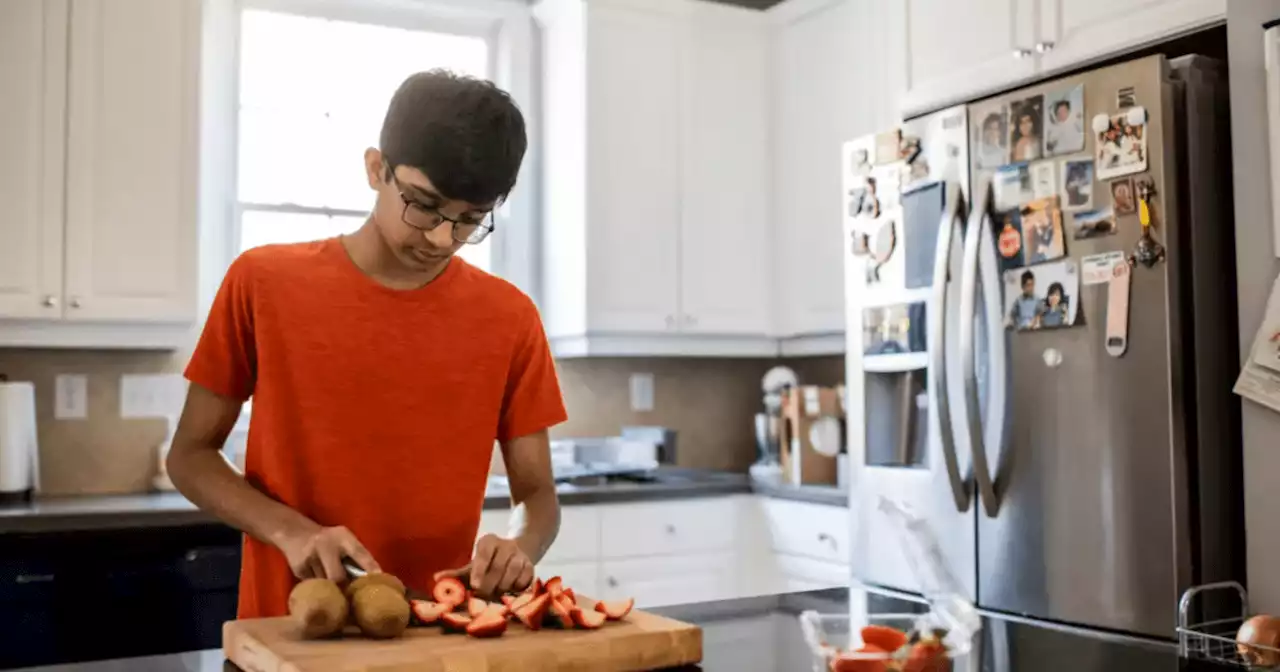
left=1061, top=159, right=1095, bottom=211
left=1095, top=112, right=1148, bottom=179
left=973, top=103, right=1010, bottom=169
left=1071, top=207, right=1117, bottom=240
left=1020, top=198, right=1066, bottom=265
left=1081, top=251, right=1127, bottom=285
left=994, top=163, right=1034, bottom=211
left=1031, top=161, right=1057, bottom=200
left=995, top=211, right=1025, bottom=271
left=1010, top=95, right=1045, bottom=162
left=1003, top=259, right=1080, bottom=331
left=1110, top=177, right=1137, bottom=215
left=1044, top=84, right=1085, bottom=156
left=875, top=129, right=902, bottom=165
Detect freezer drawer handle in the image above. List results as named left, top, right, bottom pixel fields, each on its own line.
left=929, top=180, right=970, bottom=513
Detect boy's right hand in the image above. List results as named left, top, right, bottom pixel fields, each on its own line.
left=277, top=523, right=381, bottom=582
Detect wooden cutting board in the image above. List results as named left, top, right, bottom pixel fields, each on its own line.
left=223, top=600, right=702, bottom=672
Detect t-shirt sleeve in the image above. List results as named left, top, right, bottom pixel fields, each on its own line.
left=498, top=303, right=568, bottom=442
left=185, top=254, right=258, bottom=401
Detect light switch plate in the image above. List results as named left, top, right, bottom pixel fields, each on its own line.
left=54, top=374, right=88, bottom=419
left=629, top=373, right=655, bottom=413
left=120, top=374, right=187, bottom=418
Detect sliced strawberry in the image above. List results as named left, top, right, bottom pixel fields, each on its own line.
left=440, top=611, right=473, bottom=633
left=514, top=593, right=551, bottom=630
left=501, top=595, right=515, bottom=607
left=558, top=594, right=576, bottom=612
left=432, top=577, right=468, bottom=608
left=562, top=588, right=576, bottom=604
left=467, top=597, right=490, bottom=619
left=570, top=607, right=607, bottom=630
left=508, top=592, right=534, bottom=612
left=860, top=625, right=909, bottom=653
left=466, top=612, right=508, bottom=638
left=410, top=600, right=451, bottom=626
left=548, top=595, right=574, bottom=628
left=526, top=578, right=543, bottom=596
left=544, top=576, right=563, bottom=596
left=594, top=598, right=635, bottom=621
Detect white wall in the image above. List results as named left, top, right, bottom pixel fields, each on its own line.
left=1229, top=1, right=1280, bottom=614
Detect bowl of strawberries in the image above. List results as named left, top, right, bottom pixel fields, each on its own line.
left=799, top=611, right=967, bottom=672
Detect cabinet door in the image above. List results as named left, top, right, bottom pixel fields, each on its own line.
left=902, top=0, right=1038, bottom=114
left=584, top=5, right=681, bottom=332
left=0, top=0, right=67, bottom=319
left=599, top=553, right=737, bottom=608
left=677, top=12, right=771, bottom=335
left=1037, top=0, right=1224, bottom=74
left=63, top=0, right=199, bottom=322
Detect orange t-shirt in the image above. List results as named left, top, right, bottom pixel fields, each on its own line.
left=184, top=238, right=567, bottom=619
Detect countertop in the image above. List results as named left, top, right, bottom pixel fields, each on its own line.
left=0, top=468, right=846, bottom=534
left=9, top=587, right=1237, bottom=671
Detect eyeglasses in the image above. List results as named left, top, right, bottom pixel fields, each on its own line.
left=390, top=176, right=495, bottom=245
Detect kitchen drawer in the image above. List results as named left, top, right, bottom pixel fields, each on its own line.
left=534, top=560, right=600, bottom=599
left=599, top=498, right=739, bottom=559
left=478, top=505, right=600, bottom=563
left=599, top=553, right=737, bottom=608
left=775, top=553, right=848, bottom=590
left=760, top=498, right=850, bottom=564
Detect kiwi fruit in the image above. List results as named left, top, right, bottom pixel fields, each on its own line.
left=351, top=584, right=410, bottom=639
left=288, top=578, right=349, bottom=639
left=344, top=572, right=406, bottom=600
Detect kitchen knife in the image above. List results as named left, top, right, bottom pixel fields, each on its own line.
left=342, top=558, right=431, bottom=601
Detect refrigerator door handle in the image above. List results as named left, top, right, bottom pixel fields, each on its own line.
left=929, top=181, right=969, bottom=513
left=959, top=179, right=1003, bottom=517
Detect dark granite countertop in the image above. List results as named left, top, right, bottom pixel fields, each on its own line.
left=0, top=469, right=845, bottom=535
left=9, top=587, right=1236, bottom=671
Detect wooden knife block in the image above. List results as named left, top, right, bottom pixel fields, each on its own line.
left=779, top=386, right=841, bottom=486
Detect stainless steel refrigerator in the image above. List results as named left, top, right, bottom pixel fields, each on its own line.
left=842, top=54, right=1243, bottom=641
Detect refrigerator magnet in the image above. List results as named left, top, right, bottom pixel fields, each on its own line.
left=994, top=163, right=1034, bottom=210
left=1095, top=112, right=1148, bottom=180
left=1130, top=179, right=1166, bottom=268
left=1110, top=177, right=1137, bottom=215
left=974, top=103, right=1011, bottom=169
left=997, top=213, right=1025, bottom=270
left=1072, top=207, right=1117, bottom=240
left=1003, top=259, right=1080, bottom=331
left=1010, top=94, right=1046, bottom=162
left=875, top=129, right=902, bottom=164
left=1031, top=161, right=1058, bottom=200
left=1044, top=84, right=1085, bottom=156
left=1060, top=159, right=1096, bottom=211
left=1106, top=262, right=1132, bottom=357
left=1081, top=251, right=1127, bottom=285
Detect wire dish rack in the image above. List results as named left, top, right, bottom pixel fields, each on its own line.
left=1178, top=581, right=1280, bottom=668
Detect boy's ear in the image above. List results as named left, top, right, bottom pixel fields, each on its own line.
left=364, top=148, right=384, bottom=190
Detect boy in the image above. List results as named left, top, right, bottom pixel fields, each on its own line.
left=167, top=71, right=565, bottom=618
left=1007, top=269, right=1042, bottom=330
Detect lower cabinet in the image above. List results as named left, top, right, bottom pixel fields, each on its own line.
left=599, top=552, right=739, bottom=608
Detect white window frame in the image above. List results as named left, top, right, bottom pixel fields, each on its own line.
left=210, top=0, right=539, bottom=299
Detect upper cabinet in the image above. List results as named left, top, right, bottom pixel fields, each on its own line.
left=536, top=0, right=776, bottom=357
left=0, top=0, right=200, bottom=346
left=901, top=0, right=1225, bottom=115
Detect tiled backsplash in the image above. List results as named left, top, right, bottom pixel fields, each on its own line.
left=0, top=349, right=842, bottom=495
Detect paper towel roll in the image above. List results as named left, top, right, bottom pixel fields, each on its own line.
left=0, top=382, right=39, bottom=494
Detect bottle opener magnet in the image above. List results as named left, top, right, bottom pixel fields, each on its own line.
left=1129, top=179, right=1165, bottom=268
left=1105, top=262, right=1131, bottom=358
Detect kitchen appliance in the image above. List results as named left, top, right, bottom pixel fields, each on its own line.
left=0, top=381, right=39, bottom=503
left=779, top=385, right=844, bottom=485
left=843, top=54, right=1243, bottom=642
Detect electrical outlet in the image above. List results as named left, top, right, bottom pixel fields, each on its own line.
left=55, top=374, right=88, bottom=419
left=629, top=373, right=655, bottom=413
left=120, top=374, right=187, bottom=418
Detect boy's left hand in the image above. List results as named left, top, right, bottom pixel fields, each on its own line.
left=434, top=534, right=534, bottom=598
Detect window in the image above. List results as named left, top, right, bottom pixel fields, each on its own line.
left=235, top=8, right=493, bottom=271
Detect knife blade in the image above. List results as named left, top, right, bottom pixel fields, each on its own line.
left=342, top=558, right=431, bottom=601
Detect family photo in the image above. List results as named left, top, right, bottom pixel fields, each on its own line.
left=1044, top=85, right=1085, bottom=155
left=975, top=104, right=1010, bottom=168
left=1095, top=113, right=1148, bottom=179
left=1004, top=259, right=1081, bottom=331
left=1020, top=198, right=1066, bottom=264
left=1061, top=158, right=1095, bottom=210
left=1111, top=178, right=1137, bottom=214
left=1010, top=95, right=1045, bottom=161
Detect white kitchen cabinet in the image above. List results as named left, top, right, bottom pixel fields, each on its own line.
left=1036, top=0, right=1225, bottom=74
left=0, top=0, right=199, bottom=346
left=771, top=0, right=898, bottom=355
left=774, top=554, right=848, bottom=592
left=759, top=498, right=850, bottom=565
left=535, top=0, right=776, bottom=357
left=599, top=552, right=739, bottom=608
left=900, top=0, right=1037, bottom=114
left=0, top=0, right=66, bottom=320
left=62, top=0, right=200, bottom=323
left=599, top=498, right=739, bottom=559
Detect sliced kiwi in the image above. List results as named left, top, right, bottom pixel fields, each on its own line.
left=344, top=572, right=406, bottom=600
left=351, top=584, right=410, bottom=639
left=288, top=578, right=349, bottom=639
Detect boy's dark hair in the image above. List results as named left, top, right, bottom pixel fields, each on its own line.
left=1021, top=270, right=1035, bottom=286
left=379, top=69, right=527, bottom=205
left=1047, top=281, right=1064, bottom=298
left=1054, top=100, right=1071, bottom=114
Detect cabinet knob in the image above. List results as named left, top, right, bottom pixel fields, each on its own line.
left=69, top=297, right=81, bottom=309
left=1034, top=41, right=1055, bottom=54
left=817, top=532, right=837, bottom=550
left=1012, top=48, right=1033, bottom=59
left=607, top=576, right=618, bottom=588
left=42, top=295, right=57, bottom=308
